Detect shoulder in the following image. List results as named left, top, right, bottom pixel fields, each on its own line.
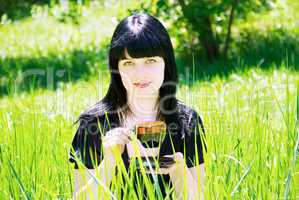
left=76, top=101, right=117, bottom=134
left=176, top=100, right=201, bottom=124
left=79, top=101, right=112, bottom=119
left=176, top=100, right=205, bottom=135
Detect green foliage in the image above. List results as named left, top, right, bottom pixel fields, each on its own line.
left=141, top=0, right=276, bottom=61
left=0, top=68, right=298, bottom=198
left=0, top=1, right=298, bottom=198
left=0, top=2, right=116, bottom=96
left=0, top=0, right=51, bottom=20
left=0, top=0, right=298, bottom=97
left=236, top=28, right=299, bottom=68
left=51, top=1, right=83, bottom=24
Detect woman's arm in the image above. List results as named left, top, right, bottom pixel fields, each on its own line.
left=72, top=127, right=131, bottom=199
left=73, top=156, right=116, bottom=200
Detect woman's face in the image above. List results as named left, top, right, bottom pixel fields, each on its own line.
left=118, top=49, right=165, bottom=97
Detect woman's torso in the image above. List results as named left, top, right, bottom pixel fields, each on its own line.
left=117, top=111, right=175, bottom=198
left=69, top=100, right=204, bottom=199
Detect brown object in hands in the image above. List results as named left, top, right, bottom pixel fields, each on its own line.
left=131, top=121, right=174, bottom=170
left=135, top=121, right=166, bottom=142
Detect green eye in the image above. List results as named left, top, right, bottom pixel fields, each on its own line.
left=146, top=58, right=157, bottom=64
left=123, top=61, right=133, bottom=66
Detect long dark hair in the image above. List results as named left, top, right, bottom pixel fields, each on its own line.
left=78, top=12, right=178, bottom=125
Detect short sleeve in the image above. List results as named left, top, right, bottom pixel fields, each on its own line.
left=69, top=116, right=104, bottom=169
left=181, top=110, right=206, bottom=168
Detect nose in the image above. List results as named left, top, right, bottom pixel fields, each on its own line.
left=134, top=63, right=146, bottom=75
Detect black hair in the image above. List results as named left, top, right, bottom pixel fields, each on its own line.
left=78, top=12, right=178, bottom=125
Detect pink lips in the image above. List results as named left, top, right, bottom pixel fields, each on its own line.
left=133, top=82, right=151, bottom=88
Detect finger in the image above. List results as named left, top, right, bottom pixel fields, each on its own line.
left=174, top=152, right=184, bottom=158
left=127, top=143, right=143, bottom=157
left=106, top=138, right=127, bottom=146
left=114, top=137, right=130, bottom=145
left=162, top=154, right=177, bottom=159
left=105, top=130, right=130, bottom=143
left=135, top=139, right=143, bottom=145
left=103, top=134, right=114, bottom=141
left=160, top=164, right=175, bottom=170
left=158, top=168, right=169, bottom=174
left=133, top=139, right=148, bottom=153
left=172, top=152, right=184, bottom=163
left=145, top=170, right=159, bottom=175
left=128, top=139, right=143, bottom=150
left=103, top=134, right=116, bottom=143
left=144, top=169, right=155, bottom=174
left=111, top=128, right=131, bottom=141
left=163, top=152, right=184, bottom=161
left=105, top=140, right=123, bottom=147
left=119, top=127, right=132, bottom=136
left=160, top=155, right=174, bottom=162
left=105, top=128, right=129, bottom=137
left=147, top=168, right=168, bottom=175
left=116, top=133, right=130, bottom=143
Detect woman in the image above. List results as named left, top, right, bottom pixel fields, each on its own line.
left=69, top=12, right=206, bottom=199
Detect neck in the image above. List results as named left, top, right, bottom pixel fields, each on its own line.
left=127, top=92, right=159, bottom=118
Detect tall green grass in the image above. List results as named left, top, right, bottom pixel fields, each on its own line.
left=0, top=67, right=298, bottom=199
left=1, top=1, right=298, bottom=198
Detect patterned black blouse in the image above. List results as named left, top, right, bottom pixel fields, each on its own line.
left=69, top=100, right=206, bottom=198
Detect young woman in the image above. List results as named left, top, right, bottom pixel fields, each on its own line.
left=69, top=12, right=206, bottom=199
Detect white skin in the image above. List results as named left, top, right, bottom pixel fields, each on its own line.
left=118, top=48, right=164, bottom=118
left=73, top=48, right=205, bottom=200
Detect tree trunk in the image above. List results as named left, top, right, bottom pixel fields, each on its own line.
left=178, top=0, right=220, bottom=62
left=198, top=16, right=220, bottom=62
left=223, top=0, right=239, bottom=58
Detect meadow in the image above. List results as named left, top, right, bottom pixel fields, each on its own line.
left=0, top=1, right=298, bottom=199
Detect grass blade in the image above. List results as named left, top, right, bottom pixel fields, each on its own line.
left=231, top=160, right=254, bottom=197
left=8, top=160, right=31, bottom=200
left=284, top=83, right=299, bottom=200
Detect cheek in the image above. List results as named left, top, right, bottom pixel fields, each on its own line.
left=151, top=65, right=165, bottom=87
left=119, top=69, right=134, bottom=89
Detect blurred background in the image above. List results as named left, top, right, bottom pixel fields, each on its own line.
left=0, top=0, right=298, bottom=95
left=0, top=0, right=298, bottom=199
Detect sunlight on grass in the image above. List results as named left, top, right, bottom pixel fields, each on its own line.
left=0, top=68, right=298, bottom=199
left=0, top=0, right=298, bottom=198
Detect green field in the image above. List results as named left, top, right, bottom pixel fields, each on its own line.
left=0, top=1, right=298, bottom=199
left=0, top=67, right=298, bottom=199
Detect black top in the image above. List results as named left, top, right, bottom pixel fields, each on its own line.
left=69, top=100, right=206, bottom=199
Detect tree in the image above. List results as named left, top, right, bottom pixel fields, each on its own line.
left=145, top=0, right=274, bottom=62
left=0, top=0, right=51, bottom=20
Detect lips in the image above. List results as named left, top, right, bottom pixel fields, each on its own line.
left=133, top=82, right=151, bottom=88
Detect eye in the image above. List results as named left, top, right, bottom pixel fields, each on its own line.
left=122, top=61, right=134, bottom=66
left=145, top=58, right=157, bottom=64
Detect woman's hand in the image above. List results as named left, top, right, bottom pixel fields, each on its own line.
left=102, top=127, right=131, bottom=163
left=145, top=152, right=186, bottom=177
left=126, top=139, right=157, bottom=158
